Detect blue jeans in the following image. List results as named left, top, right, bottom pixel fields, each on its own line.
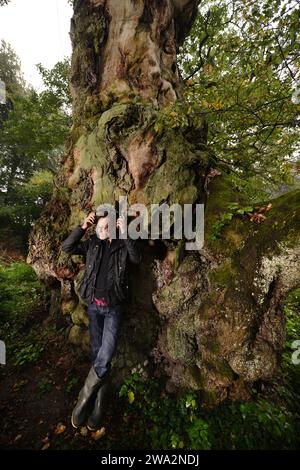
left=87, top=302, right=123, bottom=379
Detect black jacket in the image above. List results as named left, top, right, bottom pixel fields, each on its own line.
left=61, top=225, right=142, bottom=305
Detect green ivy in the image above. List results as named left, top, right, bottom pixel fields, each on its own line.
left=208, top=201, right=254, bottom=241
left=118, top=370, right=299, bottom=449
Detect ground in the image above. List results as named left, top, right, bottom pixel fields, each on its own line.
left=0, top=301, right=131, bottom=450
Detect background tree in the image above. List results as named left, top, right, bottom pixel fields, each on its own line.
left=0, top=40, right=25, bottom=129
left=0, top=41, right=72, bottom=253
left=175, top=0, right=300, bottom=199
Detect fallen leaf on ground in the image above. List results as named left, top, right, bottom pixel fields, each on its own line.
left=54, top=422, right=66, bottom=435
left=12, top=380, right=28, bottom=392
left=91, top=427, right=105, bottom=441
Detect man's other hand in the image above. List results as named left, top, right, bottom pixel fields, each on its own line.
left=81, top=212, right=96, bottom=230
left=116, top=214, right=126, bottom=235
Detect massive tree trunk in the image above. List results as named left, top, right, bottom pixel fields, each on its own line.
left=27, top=0, right=300, bottom=405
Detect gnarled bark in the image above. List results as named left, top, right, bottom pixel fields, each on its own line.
left=27, top=0, right=300, bottom=405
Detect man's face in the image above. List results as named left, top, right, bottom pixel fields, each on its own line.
left=96, top=216, right=112, bottom=240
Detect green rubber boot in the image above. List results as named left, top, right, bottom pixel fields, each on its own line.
left=86, top=378, right=110, bottom=431
left=71, top=366, right=104, bottom=429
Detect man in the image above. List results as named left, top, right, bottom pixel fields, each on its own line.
left=61, top=209, right=142, bottom=431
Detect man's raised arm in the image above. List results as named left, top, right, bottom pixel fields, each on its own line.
left=123, top=238, right=142, bottom=265
left=61, top=212, right=95, bottom=256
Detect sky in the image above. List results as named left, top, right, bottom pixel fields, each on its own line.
left=0, top=0, right=73, bottom=91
